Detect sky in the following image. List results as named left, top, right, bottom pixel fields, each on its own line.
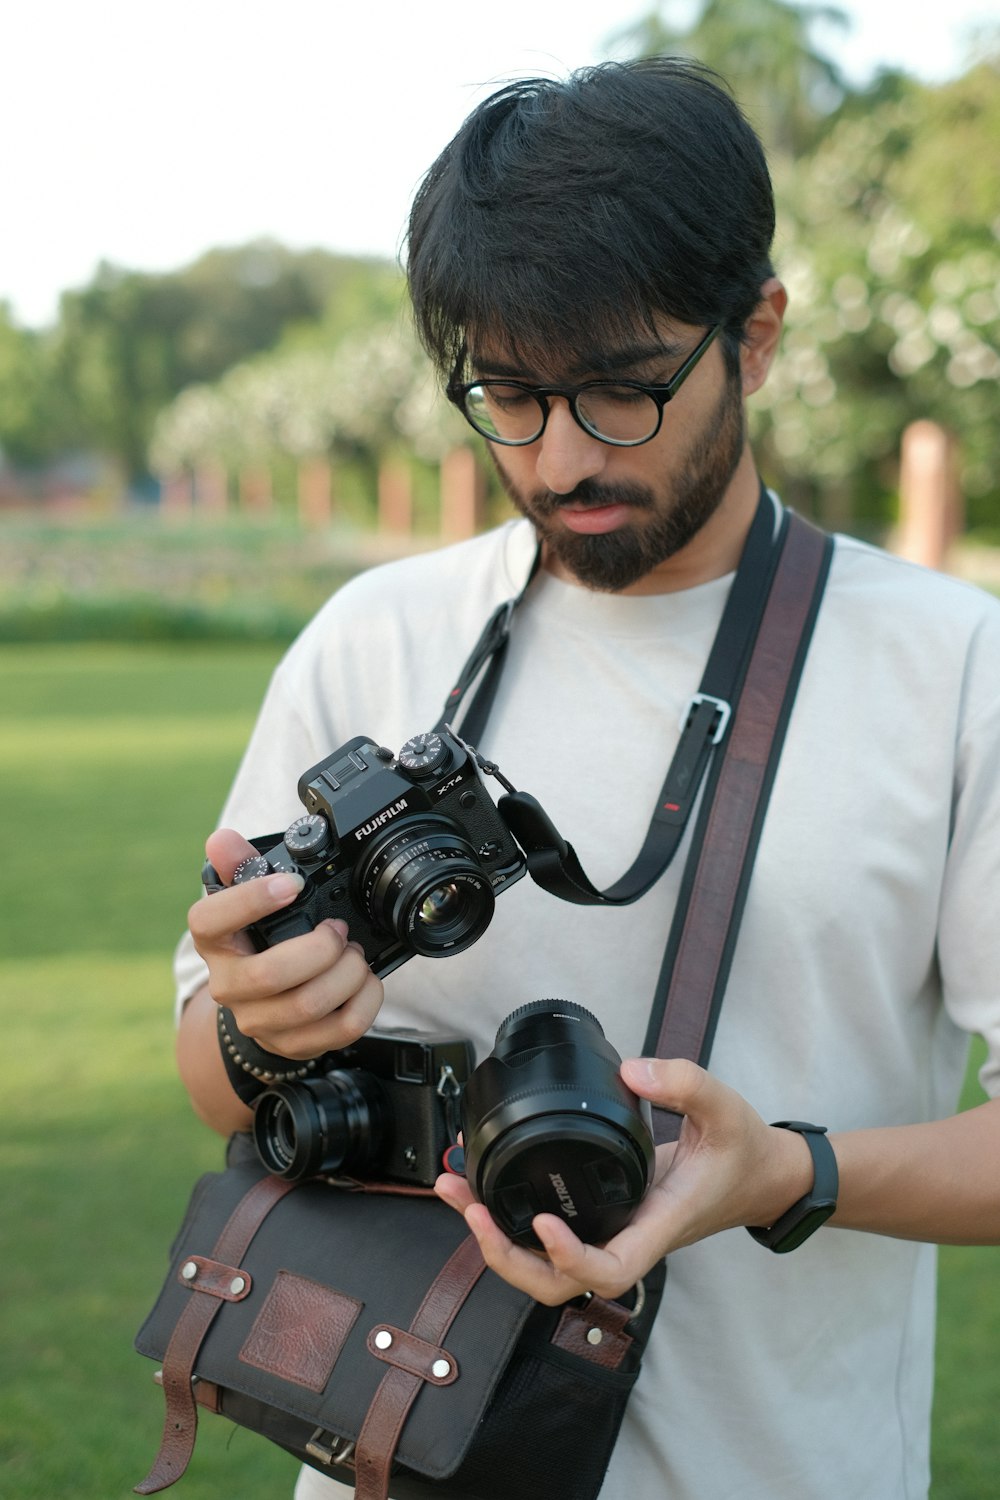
left=3, top=0, right=997, bottom=328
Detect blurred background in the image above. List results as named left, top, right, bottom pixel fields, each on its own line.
left=2, top=3, right=998, bottom=1496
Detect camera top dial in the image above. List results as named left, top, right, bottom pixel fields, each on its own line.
left=398, top=732, right=450, bottom=778
left=284, top=813, right=332, bottom=858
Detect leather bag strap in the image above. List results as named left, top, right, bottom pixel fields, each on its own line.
left=352, top=1232, right=487, bottom=1500
left=134, top=1174, right=297, bottom=1494
left=649, top=511, right=832, bottom=1142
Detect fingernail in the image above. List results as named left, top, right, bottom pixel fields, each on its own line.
left=623, top=1057, right=658, bottom=1086
left=329, top=918, right=349, bottom=938
left=268, top=872, right=305, bottom=901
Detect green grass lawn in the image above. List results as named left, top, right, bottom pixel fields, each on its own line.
left=2, top=643, right=997, bottom=1499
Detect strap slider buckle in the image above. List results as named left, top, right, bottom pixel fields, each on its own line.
left=681, top=693, right=731, bottom=746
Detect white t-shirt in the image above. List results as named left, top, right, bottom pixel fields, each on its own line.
left=175, top=510, right=1000, bottom=1500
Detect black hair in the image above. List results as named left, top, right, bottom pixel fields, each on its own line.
left=406, top=57, right=775, bottom=381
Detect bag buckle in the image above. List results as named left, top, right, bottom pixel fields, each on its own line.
left=681, top=693, right=731, bottom=746
left=305, top=1429, right=356, bottom=1467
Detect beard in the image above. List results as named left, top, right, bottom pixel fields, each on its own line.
left=491, top=368, right=746, bottom=592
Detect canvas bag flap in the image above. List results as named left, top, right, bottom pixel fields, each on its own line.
left=135, top=1162, right=539, bottom=1482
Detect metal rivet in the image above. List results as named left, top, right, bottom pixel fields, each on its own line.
left=432, top=1358, right=451, bottom=1379
left=374, top=1329, right=393, bottom=1350
left=586, top=1327, right=603, bottom=1346
left=181, top=1261, right=198, bottom=1281
left=229, top=1275, right=247, bottom=1295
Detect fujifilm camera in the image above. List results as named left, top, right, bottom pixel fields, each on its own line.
left=227, top=728, right=526, bottom=979
left=252, top=1027, right=474, bottom=1187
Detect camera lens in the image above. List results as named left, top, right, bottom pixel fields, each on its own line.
left=460, top=1001, right=655, bottom=1247
left=357, top=816, right=495, bottom=957
left=252, top=1069, right=386, bottom=1181
left=417, top=882, right=464, bottom=927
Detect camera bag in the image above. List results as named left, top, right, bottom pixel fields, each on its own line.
left=134, top=499, right=832, bottom=1499
left=135, top=1142, right=665, bottom=1500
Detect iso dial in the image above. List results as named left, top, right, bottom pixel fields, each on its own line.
left=398, top=732, right=450, bottom=778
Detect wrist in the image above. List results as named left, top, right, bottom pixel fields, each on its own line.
left=216, top=1006, right=321, bottom=1106
left=747, top=1121, right=839, bottom=1254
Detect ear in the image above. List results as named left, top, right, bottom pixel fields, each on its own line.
left=740, top=278, right=787, bottom=397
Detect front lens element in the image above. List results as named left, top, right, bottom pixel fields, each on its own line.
left=358, top=817, right=495, bottom=957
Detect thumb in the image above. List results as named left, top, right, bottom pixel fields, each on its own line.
left=204, top=827, right=261, bottom=884
left=621, top=1056, right=715, bottom=1116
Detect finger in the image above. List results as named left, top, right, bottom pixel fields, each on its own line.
left=242, top=967, right=385, bottom=1059
left=189, top=870, right=306, bottom=956
left=460, top=1204, right=592, bottom=1305
left=620, top=1056, right=718, bottom=1119
left=212, top=918, right=353, bottom=1007
left=434, top=1174, right=476, bottom=1216
left=204, top=827, right=261, bottom=883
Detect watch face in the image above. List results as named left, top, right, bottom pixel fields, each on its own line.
left=770, top=1199, right=837, bottom=1254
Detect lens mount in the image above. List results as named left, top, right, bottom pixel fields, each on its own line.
left=357, top=816, right=495, bottom=958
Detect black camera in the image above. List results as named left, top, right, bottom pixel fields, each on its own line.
left=232, top=728, right=526, bottom=979
left=460, top=1001, right=655, bottom=1247
left=252, top=1028, right=474, bottom=1187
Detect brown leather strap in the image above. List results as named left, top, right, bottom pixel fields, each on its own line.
left=352, top=1233, right=487, bottom=1500
left=652, top=514, right=830, bottom=1143
left=135, top=1174, right=297, bottom=1494
left=550, top=1294, right=634, bottom=1370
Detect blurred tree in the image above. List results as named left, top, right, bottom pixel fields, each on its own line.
left=49, top=241, right=404, bottom=482
left=0, top=305, right=68, bottom=465
left=149, top=320, right=468, bottom=496
left=613, top=0, right=851, bottom=154
left=754, top=58, right=1000, bottom=531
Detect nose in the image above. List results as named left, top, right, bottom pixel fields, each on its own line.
left=533, top=398, right=608, bottom=495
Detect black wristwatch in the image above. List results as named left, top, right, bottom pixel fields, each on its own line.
left=747, top=1121, right=839, bottom=1254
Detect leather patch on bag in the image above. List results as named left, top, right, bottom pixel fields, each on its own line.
left=239, top=1271, right=362, bottom=1391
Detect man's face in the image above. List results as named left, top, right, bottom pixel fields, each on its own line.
left=474, top=324, right=746, bottom=593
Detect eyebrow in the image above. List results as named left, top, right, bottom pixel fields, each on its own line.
left=472, top=336, right=688, bottom=384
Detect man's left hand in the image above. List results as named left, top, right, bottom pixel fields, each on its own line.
left=434, top=1057, right=814, bottom=1304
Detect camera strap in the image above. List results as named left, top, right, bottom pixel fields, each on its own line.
left=438, top=485, right=814, bottom=907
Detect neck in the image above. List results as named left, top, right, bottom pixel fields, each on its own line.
left=543, top=446, right=764, bottom=597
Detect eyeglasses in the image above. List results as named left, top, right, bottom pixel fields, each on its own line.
left=449, top=324, right=721, bottom=448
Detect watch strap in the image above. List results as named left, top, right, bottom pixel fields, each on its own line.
left=747, top=1121, right=839, bottom=1254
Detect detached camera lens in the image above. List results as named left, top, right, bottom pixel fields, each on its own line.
left=252, top=1070, right=386, bottom=1181
left=461, top=1001, right=655, bottom=1247
left=358, top=817, right=495, bottom=958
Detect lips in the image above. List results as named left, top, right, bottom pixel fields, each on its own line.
left=555, top=502, right=636, bottom=535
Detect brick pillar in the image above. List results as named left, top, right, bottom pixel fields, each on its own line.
left=194, top=459, right=228, bottom=517
left=298, top=456, right=333, bottom=529
left=239, top=465, right=273, bottom=517
left=378, top=456, right=413, bottom=536
left=160, top=471, right=192, bottom=521
left=440, top=447, right=484, bottom=542
left=895, top=421, right=961, bottom=570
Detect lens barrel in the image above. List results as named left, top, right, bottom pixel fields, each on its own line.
left=460, top=1001, right=655, bottom=1247
left=252, top=1069, right=386, bottom=1181
left=357, top=816, right=495, bottom=957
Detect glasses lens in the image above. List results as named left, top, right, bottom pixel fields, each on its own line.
left=465, top=384, right=544, bottom=444
left=576, top=386, right=661, bottom=445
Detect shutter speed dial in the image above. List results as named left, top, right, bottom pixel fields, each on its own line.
left=284, top=813, right=332, bottom=857
left=398, top=732, right=450, bottom=778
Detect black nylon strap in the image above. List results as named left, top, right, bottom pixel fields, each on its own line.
left=444, top=486, right=782, bottom=907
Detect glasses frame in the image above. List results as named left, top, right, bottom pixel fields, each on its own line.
left=449, top=323, right=721, bottom=449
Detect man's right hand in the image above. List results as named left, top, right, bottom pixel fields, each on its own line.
left=188, top=827, right=385, bottom=1061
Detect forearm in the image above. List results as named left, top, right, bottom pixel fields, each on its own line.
left=830, top=1098, right=1000, bottom=1245
left=176, top=984, right=253, bottom=1138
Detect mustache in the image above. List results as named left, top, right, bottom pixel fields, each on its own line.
left=529, top=479, right=656, bottom=518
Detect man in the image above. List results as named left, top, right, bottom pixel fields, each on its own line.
left=175, top=58, right=1000, bottom=1500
